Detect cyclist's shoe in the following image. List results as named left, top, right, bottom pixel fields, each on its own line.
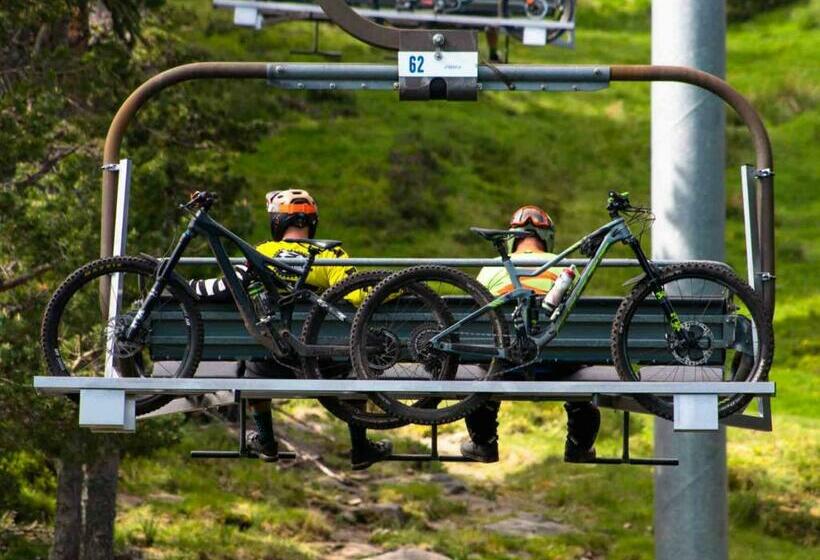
left=564, top=438, right=596, bottom=463
left=351, top=439, right=393, bottom=470
left=247, top=431, right=279, bottom=462
left=460, top=439, right=499, bottom=463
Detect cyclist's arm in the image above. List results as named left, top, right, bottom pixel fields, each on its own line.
left=190, top=264, right=251, bottom=301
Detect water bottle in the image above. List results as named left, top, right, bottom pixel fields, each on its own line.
left=541, top=265, right=577, bottom=315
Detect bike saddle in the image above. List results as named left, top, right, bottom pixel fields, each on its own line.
left=283, top=238, right=343, bottom=251
left=470, top=227, right=531, bottom=242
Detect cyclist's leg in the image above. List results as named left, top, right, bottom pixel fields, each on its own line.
left=564, top=401, right=600, bottom=462
left=245, top=358, right=296, bottom=462
left=461, top=399, right=501, bottom=463
left=348, top=400, right=393, bottom=470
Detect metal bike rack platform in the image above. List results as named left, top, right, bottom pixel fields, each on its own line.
left=34, top=376, right=774, bottom=433
left=214, top=0, right=575, bottom=47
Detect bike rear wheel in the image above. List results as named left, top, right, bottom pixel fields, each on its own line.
left=41, top=256, right=203, bottom=415
left=611, top=262, right=773, bottom=420
left=349, top=265, right=507, bottom=425
left=300, top=270, right=411, bottom=429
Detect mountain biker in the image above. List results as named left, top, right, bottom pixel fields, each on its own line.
left=462, top=205, right=601, bottom=463
left=191, top=189, right=392, bottom=469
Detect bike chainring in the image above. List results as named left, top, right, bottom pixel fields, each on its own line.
left=669, top=320, right=714, bottom=366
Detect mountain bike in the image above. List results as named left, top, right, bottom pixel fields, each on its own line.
left=348, top=192, right=773, bottom=424
left=40, top=191, right=414, bottom=425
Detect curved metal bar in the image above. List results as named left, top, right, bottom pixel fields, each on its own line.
left=611, top=65, right=774, bottom=311
left=314, top=0, right=400, bottom=50
left=99, top=64, right=775, bottom=313
left=101, top=63, right=268, bottom=264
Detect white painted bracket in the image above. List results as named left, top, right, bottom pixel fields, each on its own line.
left=79, top=390, right=136, bottom=433
left=673, top=394, right=719, bottom=431
left=104, top=158, right=132, bottom=378
left=234, top=7, right=262, bottom=29
left=522, top=27, right=548, bottom=46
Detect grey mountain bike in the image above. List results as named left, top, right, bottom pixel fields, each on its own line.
left=349, top=192, right=773, bottom=425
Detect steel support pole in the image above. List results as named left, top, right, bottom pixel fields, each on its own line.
left=651, top=2, right=728, bottom=559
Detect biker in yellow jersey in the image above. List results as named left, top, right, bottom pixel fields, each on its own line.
left=191, top=189, right=391, bottom=468
left=463, top=205, right=600, bottom=463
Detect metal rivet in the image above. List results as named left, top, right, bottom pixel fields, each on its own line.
left=297, top=82, right=305, bottom=89
left=329, top=82, right=336, bottom=90
left=392, top=82, right=399, bottom=90
left=593, top=68, right=601, bottom=76
left=572, top=85, right=579, bottom=91
left=540, top=84, right=547, bottom=91
left=432, top=33, right=445, bottom=47
left=361, top=83, right=367, bottom=89
left=274, top=65, right=284, bottom=74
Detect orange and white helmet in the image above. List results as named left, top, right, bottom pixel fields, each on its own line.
left=266, top=189, right=319, bottom=240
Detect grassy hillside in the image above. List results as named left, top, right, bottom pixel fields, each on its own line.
left=6, top=0, right=817, bottom=558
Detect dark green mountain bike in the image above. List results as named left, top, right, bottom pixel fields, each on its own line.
left=40, top=191, right=417, bottom=426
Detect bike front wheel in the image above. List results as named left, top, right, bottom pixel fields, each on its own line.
left=349, top=265, right=507, bottom=426
left=611, top=262, right=773, bottom=420
left=41, top=256, right=203, bottom=415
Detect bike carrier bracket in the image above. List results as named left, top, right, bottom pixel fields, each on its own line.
left=577, top=410, right=679, bottom=467
left=189, top=391, right=297, bottom=460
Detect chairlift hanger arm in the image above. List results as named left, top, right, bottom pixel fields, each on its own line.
left=610, top=64, right=775, bottom=312
left=315, top=0, right=400, bottom=50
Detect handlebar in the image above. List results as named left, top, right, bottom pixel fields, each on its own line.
left=181, top=191, right=217, bottom=212
left=607, top=191, right=632, bottom=218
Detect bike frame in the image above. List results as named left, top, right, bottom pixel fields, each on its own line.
left=125, top=207, right=351, bottom=358
left=430, top=216, right=672, bottom=360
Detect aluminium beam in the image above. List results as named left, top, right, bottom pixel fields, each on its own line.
left=35, top=377, right=775, bottom=433
left=34, top=377, right=775, bottom=399
left=174, top=256, right=730, bottom=268
left=265, top=62, right=609, bottom=91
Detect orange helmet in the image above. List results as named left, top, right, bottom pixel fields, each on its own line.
left=508, top=205, right=555, bottom=252
left=266, top=189, right=319, bottom=240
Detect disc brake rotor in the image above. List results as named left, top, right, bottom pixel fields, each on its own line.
left=669, top=320, right=714, bottom=366
left=366, top=327, right=401, bottom=372
left=106, top=313, right=147, bottom=359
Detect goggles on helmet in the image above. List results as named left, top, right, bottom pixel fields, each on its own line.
left=510, top=206, right=553, bottom=229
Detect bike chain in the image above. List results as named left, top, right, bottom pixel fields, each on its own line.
left=439, top=331, right=541, bottom=379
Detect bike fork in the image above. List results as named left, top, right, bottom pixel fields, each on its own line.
left=124, top=228, right=196, bottom=340
left=628, top=238, right=683, bottom=334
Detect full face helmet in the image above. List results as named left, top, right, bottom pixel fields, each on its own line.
left=508, top=205, right=555, bottom=252
left=266, top=189, right=319, bottom=240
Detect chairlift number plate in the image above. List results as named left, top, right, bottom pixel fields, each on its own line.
left=398, top=52, right=478, bottom=78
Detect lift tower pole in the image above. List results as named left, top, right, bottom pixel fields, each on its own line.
left=651, top=1, right=728, bottom=559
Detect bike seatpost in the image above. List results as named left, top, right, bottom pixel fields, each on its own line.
left=495, top=239, right=511, bottom=262
left=293, top=250, right=317, bottom=292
